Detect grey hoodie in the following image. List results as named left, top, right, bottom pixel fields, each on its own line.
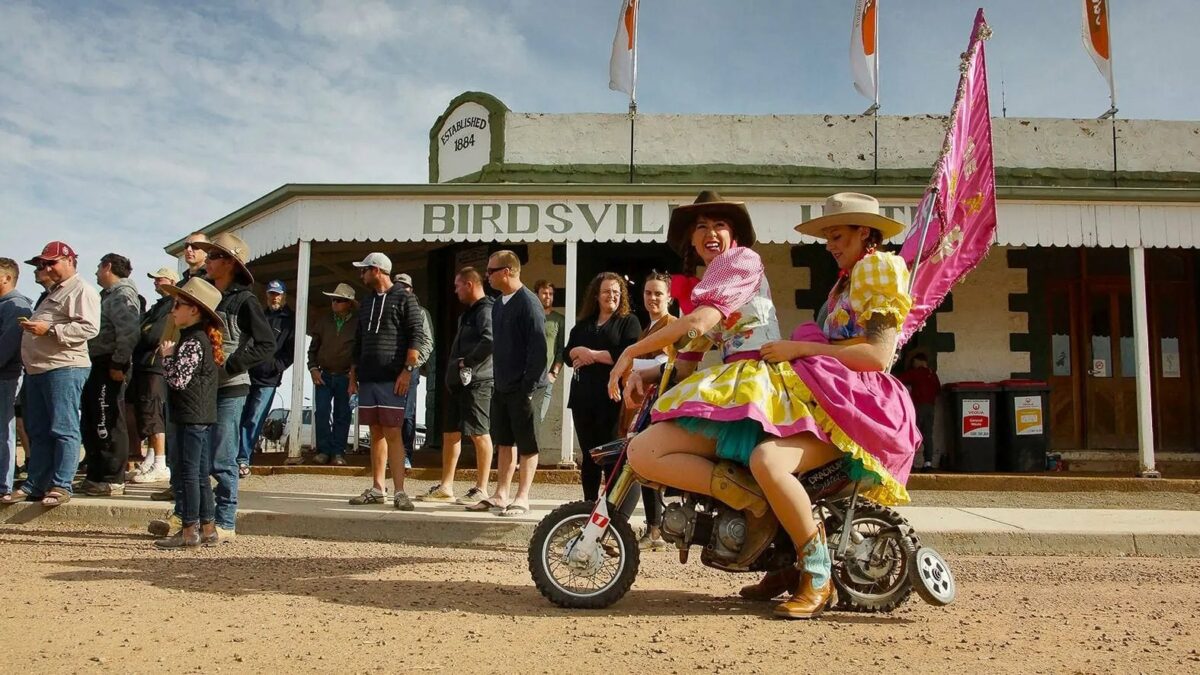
left=89, top=277, right=142, bottom=370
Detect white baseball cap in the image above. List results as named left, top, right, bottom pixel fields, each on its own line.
left=352, top=252, right=392, bottom=273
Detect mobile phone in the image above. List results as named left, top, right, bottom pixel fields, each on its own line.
left=17, top=317, right=29, bottom=324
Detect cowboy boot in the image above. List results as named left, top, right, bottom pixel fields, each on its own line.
left=739, top=567, right=800, bottom=601
left=155, top=524, right=200, bottom=550
left=774, top=522, right=837, bottom=619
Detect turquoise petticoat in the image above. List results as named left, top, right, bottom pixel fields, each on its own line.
left=675, top=416, right=766, bottom=465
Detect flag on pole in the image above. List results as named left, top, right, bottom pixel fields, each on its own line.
left=850, top=0, right=879, bottom=103
left=897, top=9, right=996, bottom=348
left=1081, top=0, right=1116, bottom=106
left=609, top=0, right=638, bottom=97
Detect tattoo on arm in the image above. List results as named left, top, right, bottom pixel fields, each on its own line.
left=865, top=316, right=898, bottom=353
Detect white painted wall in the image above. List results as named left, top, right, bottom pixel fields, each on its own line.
left=504, top=112, right=1200, bottom=174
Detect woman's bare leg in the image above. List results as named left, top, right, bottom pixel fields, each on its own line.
left=748, top=433, right=842, bottom=549
left=626, top=421, right=719, bottom=495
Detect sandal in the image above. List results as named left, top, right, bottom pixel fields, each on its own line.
left=237, top=464, right=251, bottom=478
left=464, top=498, right=501, bottom=513
left=496, top=504, right=529, bottom=518
left=41, top=487, right=71, bottom=507
left=1, top=490, right=33, bottom=505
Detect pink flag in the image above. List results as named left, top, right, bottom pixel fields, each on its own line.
left=898, top=9, right=996, bottom=348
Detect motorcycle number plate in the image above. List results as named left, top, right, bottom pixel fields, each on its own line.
left=590, top=513, right=610, bottom=529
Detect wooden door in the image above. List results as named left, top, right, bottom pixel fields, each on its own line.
left=1148, top=274, right=1196, bottom=451
left=1047, top=281, right=1083, bottom=449
left=1083, top=282, right=1138, bottom=449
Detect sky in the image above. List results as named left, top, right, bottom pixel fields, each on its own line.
left=2, top=0, right=1197, bottom=306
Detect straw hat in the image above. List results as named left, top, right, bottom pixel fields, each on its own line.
left=193, top=233, right=254, bottom=284
left=794, top=192, right=906, bottom=240
left=161, top=277, right=225, bottom=331
left=666, top=190, right=756, bottom=256
left=322, top=283, right=357, bottom=302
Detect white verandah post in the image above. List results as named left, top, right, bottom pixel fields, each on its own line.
left=558, top=241, right=578, bottom=468
left=1129, top=247, right=1158, bottom=478
left=286, top=239, right=312, bottom=461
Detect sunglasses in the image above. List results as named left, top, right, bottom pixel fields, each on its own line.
left=206, top=251, right=231, bottom=261
left=486, top=266, right=510, bottom=275
left=172, top=299, right=195, bottom=310
left=332, top=298, right=351, bottom=304
left=35, top=259, right=62, bottom=270
left=184, top=242, right=204, bottom=251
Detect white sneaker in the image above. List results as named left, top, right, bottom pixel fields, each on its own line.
left=133, top=466, right=172, bottom=484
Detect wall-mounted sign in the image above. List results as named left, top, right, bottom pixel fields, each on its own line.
left=1014, top=395, right=1043, bottom=436
left=961, top=399, right=990, bottom=438
left=437, top=101, right=492, bottom=182
left=1161, top=337, right=1181, bottom=378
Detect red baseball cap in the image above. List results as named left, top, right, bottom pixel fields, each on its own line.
left=27, top=241, right=78, bottom=265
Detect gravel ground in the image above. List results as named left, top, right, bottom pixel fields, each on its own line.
left=2, top=525, right=1197, bottom=673
left=241, top=474, right=1200, bottom=511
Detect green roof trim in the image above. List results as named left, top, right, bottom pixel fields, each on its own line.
left=427, top=92, right=510, bottom=183
left=166, top=181, right=1200, bottom=256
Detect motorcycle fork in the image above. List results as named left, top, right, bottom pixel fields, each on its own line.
left=572, top=466, right=638, bottom=562
left=833, top=480, right=861, bottom=561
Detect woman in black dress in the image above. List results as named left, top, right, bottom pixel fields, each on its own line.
left=563, top=272, right=641, bottom=501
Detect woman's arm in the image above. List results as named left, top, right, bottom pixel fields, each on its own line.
left=607, top=305, right=722, bottom=401
left=761, top=316, right=898, bottom=372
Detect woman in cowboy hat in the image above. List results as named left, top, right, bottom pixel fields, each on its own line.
left=154, top=277, right=227, bottom=549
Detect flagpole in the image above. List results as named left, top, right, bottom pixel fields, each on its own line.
left=627, top=0, right=640, bottom=184
left=872, top=0, right=880, bottom=184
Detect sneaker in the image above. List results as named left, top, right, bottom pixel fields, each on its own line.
left=416, top=484, right=455, bottom=503
left=638, top=533, right=669, bottom=551
left=331, top=455, right=347, bottom=466
left=148, top=512, right=182, bottom=537
left=79, top=481, right=124, bottom=497
left=349, top=487, right=386, bottom=505
left=215, top=526, right=236, bottom=543
left=312, top=453, right=330, bottom=465
left=132, top=466, right=171, bottom=484
left=150, top=487, right=175, bottom=502
left=455, top=487, right=484, bottom=506
left=393, top=492, right=414, bottom=511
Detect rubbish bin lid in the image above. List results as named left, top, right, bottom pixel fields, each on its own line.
left=998, top=379, right=1049, bottom=390
left=944, top=381, right=1002, bottom=392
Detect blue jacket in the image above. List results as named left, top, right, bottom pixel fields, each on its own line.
left=0, top=289, right=33, bottom=379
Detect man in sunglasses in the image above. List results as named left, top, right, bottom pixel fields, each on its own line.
left=181, top=232, right=209, bottom=282
left=7, top=242, right=100, bottom=506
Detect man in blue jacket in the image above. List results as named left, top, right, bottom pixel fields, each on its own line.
left=0, top=258, right=33, bottom=500
left=238, top=279, right=295, bottom=475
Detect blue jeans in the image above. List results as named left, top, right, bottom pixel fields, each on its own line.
left=402, top=369, right=421, bottom=452
left=176, top=423, right=214, bottom=526
left=0, top=377, right=18, bottom=494
left=238, top=385, right=276, bottom=466
left=533, top=378, right=555, bottom=422
left=314, top=371, right=351, bottom=457
left=22, top=367, right=89, bottom=496
left=211, top=394, right=245, bottom=530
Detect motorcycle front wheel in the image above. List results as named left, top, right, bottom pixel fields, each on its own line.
left=528, top=500, right=641, bottom=609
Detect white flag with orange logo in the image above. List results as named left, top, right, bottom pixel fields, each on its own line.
left=850, top=0, right=879, bottom=103
left=609, top=0, right=638, bottom=97
left=1081, top=0, right=1116, bottom=104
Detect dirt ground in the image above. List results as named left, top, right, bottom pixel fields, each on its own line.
left=1, top=525, right=1197, bottom=673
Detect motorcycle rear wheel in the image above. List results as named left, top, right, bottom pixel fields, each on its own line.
left=824, top=500, right=916, bottom=613
left=528, top=500, right=641, bottom=609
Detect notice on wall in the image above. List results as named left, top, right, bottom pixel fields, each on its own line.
left=1091, top=358, right=1108, bottom=378
left=961, top=399, right=990, bottom=438
left=1051, top=334, right=1071, bottom=376
left=1014, top=395, right=1044, bottom=436
left=1161, top=337, right=1181, bottom=379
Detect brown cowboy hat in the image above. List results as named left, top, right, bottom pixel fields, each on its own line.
left=193, top=232, right=254, bottom=284
left=667, top=190, right=756, bottom=256
left=161, top=277, right=226, bottom=332
left=794, top=192, right=906, bottom=240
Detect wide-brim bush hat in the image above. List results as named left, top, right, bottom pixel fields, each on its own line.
left=322, top=283, right=357, bottom=302
left=795, top=192, right=906, bottom=240
left=666, top=190, right=756, bottom=256
left=161, top=277, right=226, bottom=332
left=193, top=233, right=254, bottom=284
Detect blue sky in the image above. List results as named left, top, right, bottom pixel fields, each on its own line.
left=2, top=0, right=1197, bottom=303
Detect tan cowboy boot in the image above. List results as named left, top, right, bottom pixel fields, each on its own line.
left=739, top=567, right=800, bottom=601
left=774, top=522, right=837, bottom=619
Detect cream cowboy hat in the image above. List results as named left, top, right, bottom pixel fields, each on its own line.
left=794, top=192, right=906, bottom=240
left=322, top=283, right=357, bottom=302
left=667, top=190, right=756, bottom=256
left=193, top=232, right=254, bottom=284
left=161, top=277, right=226, bottom=332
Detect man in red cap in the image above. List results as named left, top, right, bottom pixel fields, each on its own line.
left=5, top=242, right=100, bottom=506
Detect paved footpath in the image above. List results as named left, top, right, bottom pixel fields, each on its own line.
left=3, top=479, right=1199, bottom=556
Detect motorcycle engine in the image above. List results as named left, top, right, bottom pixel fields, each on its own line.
left=660, top=501, right=747, bottom=564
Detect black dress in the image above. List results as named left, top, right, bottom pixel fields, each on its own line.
left=563, top=313, right=641, bottom=501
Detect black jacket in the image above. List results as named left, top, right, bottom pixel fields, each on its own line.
left=217, top=283, right=276, bottom=398
left=133, top=294, right=174, bottom=374
left=165, top=324, right=217, bottom=425
left=352, top=284, right=426, bottom=383
left=445, top=295, right=493, bottom=389
left=491, top=286, right=547, bottom=394
left=249, top=306, right=296, bottom=387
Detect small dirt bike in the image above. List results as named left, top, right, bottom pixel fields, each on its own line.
left=529, top=385, right=956, bottom=612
